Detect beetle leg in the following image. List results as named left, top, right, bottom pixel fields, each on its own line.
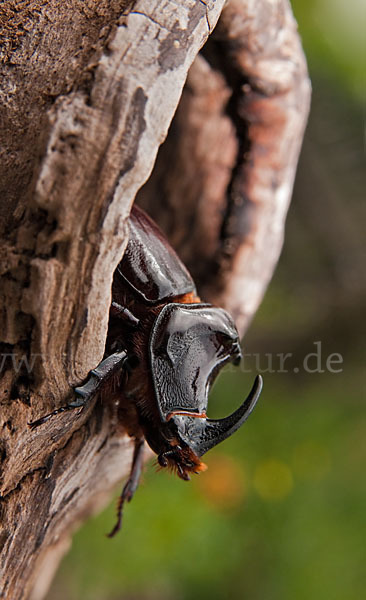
left=28, top=350, right=128, bottom=429
left=110, top=301, right=140, bottom=328
left=107, top=437, right=145, bottom=538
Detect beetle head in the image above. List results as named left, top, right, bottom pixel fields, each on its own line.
left=148, top=304, right=262, bottom=478
left=151, top=374, right=262, bottom=480
left=156, top=441, right=208, bottom=481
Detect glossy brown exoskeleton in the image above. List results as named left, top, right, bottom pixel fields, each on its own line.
left=29, top=205, right=262, bottom=536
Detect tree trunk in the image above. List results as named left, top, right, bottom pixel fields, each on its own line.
left=0, top=1, right=310, bottom=598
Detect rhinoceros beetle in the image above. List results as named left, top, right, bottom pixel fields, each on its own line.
left=29, top=205, right=262, bottom=536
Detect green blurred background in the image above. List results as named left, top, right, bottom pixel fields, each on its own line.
left=48, top=1, right=365, bottom=598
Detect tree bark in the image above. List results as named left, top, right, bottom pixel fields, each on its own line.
left=0, top=1, right=310, bottom=598
left=138, top=0, right=311, bottom=333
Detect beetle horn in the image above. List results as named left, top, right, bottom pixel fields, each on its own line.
left=194, top=375, right=263, bottom=457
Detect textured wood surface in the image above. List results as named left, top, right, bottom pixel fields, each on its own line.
left=138, top=0, right=311, bottom=334
left=0, top=1, right=310, bottom=598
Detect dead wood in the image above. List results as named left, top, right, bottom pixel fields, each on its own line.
left=0, top=1, right=310, bottom=598
left=138, top=0, right=311, bottom=334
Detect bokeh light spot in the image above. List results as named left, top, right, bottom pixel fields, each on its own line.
left=197, top=454, right=247, bottom=512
